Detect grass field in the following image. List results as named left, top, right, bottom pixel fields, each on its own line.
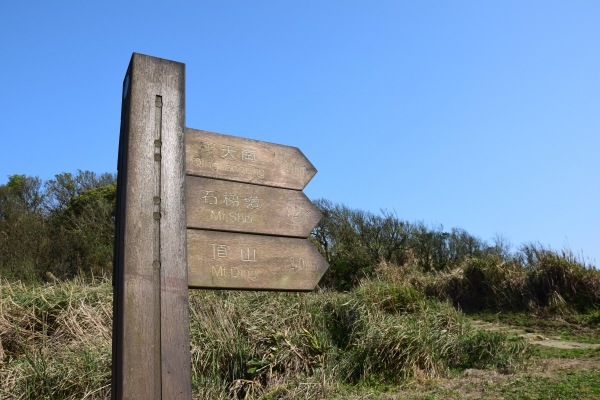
left=2, top=179, right=599, bottom=398
left=1, top=271, right=599, bottom=399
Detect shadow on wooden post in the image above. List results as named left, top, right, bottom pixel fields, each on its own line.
left=112, top=53, right=191, bottom=400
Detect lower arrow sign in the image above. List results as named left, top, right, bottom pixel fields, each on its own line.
left=187, top=229, right=328, bottom=291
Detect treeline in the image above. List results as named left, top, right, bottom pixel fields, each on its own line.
left=0, top=171, right=116, bottom=282
left=1, top=172, right=598, bottom=313
left=312, top=199, right=500, bottom=288
left=312, top=199, right=600, bottom=312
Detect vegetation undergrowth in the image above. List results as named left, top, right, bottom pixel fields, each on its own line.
left=1, top=175, right=599, bottom=398
left=0, top=277, right=112, bottom=399
left=531, top=345, right=600, bottom=360
left=0, top=274, right=531, bottom=399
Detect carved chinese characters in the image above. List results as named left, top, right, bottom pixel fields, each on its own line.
left=187, top=230, right=327, bottom=291
left=186, top=176, right=322, bottom=237
left=186, top=129, right=317, bottom=190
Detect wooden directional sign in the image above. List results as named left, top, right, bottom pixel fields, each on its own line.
left=186, top=128, right=317, bottom=190
left=113, top=53, right=328, bottom=400
left=186, top=176, right=322, bottom=237
left=185, top=127, right=327, bottom=291
left=187, top=229, right=328, bottom=291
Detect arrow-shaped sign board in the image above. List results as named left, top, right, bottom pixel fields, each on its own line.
left=185, top=127, right=327, bottom=291
left=186, top=128, right=317, bottom=190
left=186, top=176, right=322, bottom=238
left=187, top=230, right=328, bottom=291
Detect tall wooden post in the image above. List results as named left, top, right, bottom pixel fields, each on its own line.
left=113, top=53, right=191, bottom=399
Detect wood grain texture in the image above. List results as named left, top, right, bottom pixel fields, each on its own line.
left=187, top=229, right=328, bottom=291
left=112, top=53, right=191, bottom=400
left=186, top=176, right=322, bottom=237
left=186, top=128, right=317, bottom=190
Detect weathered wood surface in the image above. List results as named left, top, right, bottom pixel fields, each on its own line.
left=187, top=229, right=328, bottom=291
left=186, top=128, right=317, bottom=190
left=112, top=53, right=191, bottom=400
left=186, top=176, right=322, bottom=237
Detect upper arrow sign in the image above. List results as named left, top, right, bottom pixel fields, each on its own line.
left=186, top=128, right=317, bottom=190
left=186, top=176, right=322, bottom=238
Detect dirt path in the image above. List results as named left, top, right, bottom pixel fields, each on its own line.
left=334, top=321, right=600, bottom=398
left=470, top=319, right=600, bottom=349
left=334, top=357, right=600, bottom=399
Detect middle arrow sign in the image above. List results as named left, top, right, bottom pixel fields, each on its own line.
left=186, top=175, right=322, bottom=238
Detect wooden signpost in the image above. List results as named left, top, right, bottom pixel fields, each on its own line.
left=112, top=53, right=327, bottom=399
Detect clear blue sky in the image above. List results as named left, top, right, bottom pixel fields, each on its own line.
left=1, top=1, right=598, bottom=265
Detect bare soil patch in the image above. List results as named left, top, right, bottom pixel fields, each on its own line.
left=471, top=319, right=600, bottom=349
left=335, top=358, right=600, bottom=399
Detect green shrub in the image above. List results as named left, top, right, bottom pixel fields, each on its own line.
left=343, top=299, right=467, bottom=381
left=420, top=247, right=600, bottom=313
left=0, top=171, right=116, bottom=283
left=187, top=282, right=530, bottom=397
left=523, top=245, right=600, bottom=312
left=454, top=330, right=528, bottom=372
left=311, top=200, right=489, bottom=288
left=441, top=255, right=526, bottom=312
left=353, top=279, right=425, bottom=314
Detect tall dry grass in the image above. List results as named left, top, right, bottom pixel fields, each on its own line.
left=0, top=277, right=112, bottom=399
left=189, top=283, right=528, bottom=398
left=420, top=245, right=600, bottom=313
left=0, top=275, right=529, bottom=399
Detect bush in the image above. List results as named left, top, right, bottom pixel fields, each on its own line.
left=311, top=200, right=487, bottom=289
left=424, top=255, right=527, bottom=312
left=523, top=245, right=600, bottom=312
left=311, top=200, right=378, bottom=289
left=420, top=246, right=600, bottom=313
left=0, top=175, right=46, bottom=282
left=0, top=171, right=116, bottom=282
left=454, top=330, right=528, bottom=372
